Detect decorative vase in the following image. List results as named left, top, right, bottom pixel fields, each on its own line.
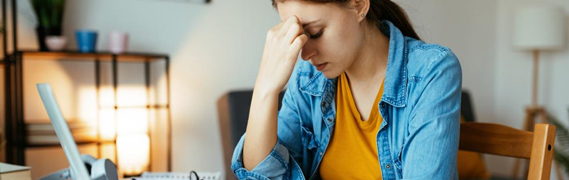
left=45, top=36, right=67, bottom=51
left=75, top=30, right=98, bottom=53
left=36, top=27, right=62, bottom=51
left=107, top=31, right=129, bottom=54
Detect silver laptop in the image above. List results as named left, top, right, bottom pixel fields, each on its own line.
left=37, top=83, right=92, bottom=180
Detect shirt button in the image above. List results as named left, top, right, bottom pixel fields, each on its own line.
left=327, top=118, right=332, bottom=122
left=381, top=103, right=386, bottom=108
left=321, top=101, right=327, bottom=107
left=385, top=164, right=391, bottom=169
left=320, top=152, right=323, bottom=156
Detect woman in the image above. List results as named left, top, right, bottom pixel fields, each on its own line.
left=232, top=0, right=462, bottom=179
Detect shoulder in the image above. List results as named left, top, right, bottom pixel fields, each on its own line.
left=405, top=37, right=461, bottom=77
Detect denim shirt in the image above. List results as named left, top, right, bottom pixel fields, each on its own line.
left=231, top=20, right=462, bottom=180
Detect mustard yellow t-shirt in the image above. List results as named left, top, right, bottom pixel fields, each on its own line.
left=319, top=73, right=384, bottom=179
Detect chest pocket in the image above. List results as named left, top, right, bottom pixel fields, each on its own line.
left=301, top=126, right=319, bottom=150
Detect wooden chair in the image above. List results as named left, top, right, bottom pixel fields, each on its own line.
left=459, top=122, right=556, bottom=180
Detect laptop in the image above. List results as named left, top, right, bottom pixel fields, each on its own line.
left=37, top=83, right=92, bottom=180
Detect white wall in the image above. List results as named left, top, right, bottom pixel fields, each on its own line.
left=402, top=0, right=569, bottom=178
left=13, top=0, right=280, bottom=179
left=7, top=0, right=569, bottom=179
left=494, top=0, right=569, bottom=178
left=396, top=0, right=498, bottom=142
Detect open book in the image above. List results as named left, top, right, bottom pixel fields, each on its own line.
left=130, top=171, right=221, bottom=180
left=0, top=162, right=32, bottom=180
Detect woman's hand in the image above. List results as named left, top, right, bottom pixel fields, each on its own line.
left=255, top=15, right=308, bottom=95
left=243, top=15, right=307, bottom=170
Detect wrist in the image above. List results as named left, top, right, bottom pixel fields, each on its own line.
left=252, top=86, right=281, bottom=100
left=253, top=82, right=283, bottom=97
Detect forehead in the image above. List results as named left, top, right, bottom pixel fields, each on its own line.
left=277, top=1, right=344, bottom=23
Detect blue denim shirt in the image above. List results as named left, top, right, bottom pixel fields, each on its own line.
left=231, top=20, right=462, bottom=180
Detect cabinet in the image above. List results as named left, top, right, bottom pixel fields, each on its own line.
left=1, top=0, right=172, bottom=174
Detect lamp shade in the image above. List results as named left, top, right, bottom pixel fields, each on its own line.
left=513, top=5, right=566, bottom=51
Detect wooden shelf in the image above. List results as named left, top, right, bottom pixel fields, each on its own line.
left=14, top=50, right=168, bottom=62
left=98, top=105, right=170, bottom=109
left=26, top=139, right=116, bottom=148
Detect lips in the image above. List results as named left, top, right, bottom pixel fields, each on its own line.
left=314, top=63, right=328, bottom=71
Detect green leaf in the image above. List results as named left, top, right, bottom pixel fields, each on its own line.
left=554, top=149, right=569, bottom=176
left=548, top=114, right=569, bottom=155
left=29, top=0, right=65, bottom=28
left=550, top=109, right=569, bottom=176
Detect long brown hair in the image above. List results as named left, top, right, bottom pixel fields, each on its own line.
left=271, top=0, right=421, bottom=40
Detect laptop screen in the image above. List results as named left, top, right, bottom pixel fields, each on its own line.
left=37, top=83, right=91, bottom=180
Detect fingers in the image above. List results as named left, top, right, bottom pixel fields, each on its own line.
left=290, top=34, right=308, bottom=58
left=278, top=15, right=300, bottom=37
left=278, top=16, right=300, bottom=37
left=284, top=22, right=303, bottom=44
left=266, top=16, right=300, bottom=43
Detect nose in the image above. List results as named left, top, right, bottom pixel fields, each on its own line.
left=300, top=42, right=317, bottom=61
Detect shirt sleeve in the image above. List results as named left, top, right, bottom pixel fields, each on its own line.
left=401, top=49, right=462, bottom=179
left=230, top=61, right=307, bottom=180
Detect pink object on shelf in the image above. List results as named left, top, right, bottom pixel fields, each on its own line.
left=107, top=31, right=129, bottom=54
left=45, top=36, right=67, bottom=51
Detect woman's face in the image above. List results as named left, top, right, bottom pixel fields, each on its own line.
left=277, top=1, right=365, bottom=78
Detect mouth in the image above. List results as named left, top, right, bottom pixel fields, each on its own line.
left=313, top=62, right=328, bottom=71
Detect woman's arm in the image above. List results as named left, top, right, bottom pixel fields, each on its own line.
left=401, top=50, right=462, bottom=179
left=231, top=78, right=306, bottom=179
left=243, top=89, right=281, bottom=170
left=243, top=15, right=308, bottom=171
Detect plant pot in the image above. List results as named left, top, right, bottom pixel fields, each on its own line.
left=36, top=27, right=62, bottom=51
left=45, top=36, right=67, bottom=51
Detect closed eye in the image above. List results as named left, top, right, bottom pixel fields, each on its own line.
left=309, top=30, right=323, bottom=39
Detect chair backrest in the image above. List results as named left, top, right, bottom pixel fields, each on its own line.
left=217, top=90, right=285, bottom=180
left=461, top=90, right=476, bottom=122
left=459, top=122, right=556, bottom=180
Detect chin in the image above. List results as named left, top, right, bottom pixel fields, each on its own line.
left=322, top=70, right=342, bottom=79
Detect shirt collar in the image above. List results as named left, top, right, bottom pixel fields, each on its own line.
left=380, top=20, right=408, bottom=108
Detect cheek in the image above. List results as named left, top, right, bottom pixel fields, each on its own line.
left=320, top=25, right=362, bottom=70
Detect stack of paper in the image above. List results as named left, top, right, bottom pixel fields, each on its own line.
left=130, top=171, right=221, bottom=180
left=0, top=162, right=31, bottom=180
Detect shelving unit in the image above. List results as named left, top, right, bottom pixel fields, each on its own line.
left=1, top=0, right=172, bottom=173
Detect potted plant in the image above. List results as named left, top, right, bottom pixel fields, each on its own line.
left=548, top=110, right=569, bottom=176
left=30, top=0, right=66, bottom=51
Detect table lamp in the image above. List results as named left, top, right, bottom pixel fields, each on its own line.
left=511, top=5, right=566, bottom=178
left=513, top=5, right=565, bottom=108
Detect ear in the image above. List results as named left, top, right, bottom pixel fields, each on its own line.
left=353, top=0, right=370, bottom=22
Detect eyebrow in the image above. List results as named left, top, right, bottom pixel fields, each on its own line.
left=302, top=19, right=320, bottom=27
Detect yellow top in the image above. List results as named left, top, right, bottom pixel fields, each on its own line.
left=319, top=73, right=384, bottom=179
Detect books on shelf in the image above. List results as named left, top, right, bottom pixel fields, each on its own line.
left=26, top=120, right=98, bottom=145
left=26, top=119, right=93, bottom=132
left=0, top=162, right=31, bottom=180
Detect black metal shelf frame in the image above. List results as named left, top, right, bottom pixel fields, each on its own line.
left=1, top=0, right=172, bottom=172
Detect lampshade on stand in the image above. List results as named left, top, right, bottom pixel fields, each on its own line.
left=511, top=5, right=566, bottom=179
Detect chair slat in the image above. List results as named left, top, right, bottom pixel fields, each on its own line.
left=459, top=122, right=533, bottom=158
left=527, top=124, right=556, bottom=180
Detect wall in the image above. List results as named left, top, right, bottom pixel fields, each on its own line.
left=12, top=0, right=280, bottom=179
left=395, top=0, right=498, bottom=143
left=402, top=0, right=569, bottom=178
left=5, top=0, right=569, bottom=179
left=493, top=0, right=569, bottom=178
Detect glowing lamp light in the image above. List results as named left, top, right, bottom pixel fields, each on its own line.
left=117, top=133, right=150, bottom=175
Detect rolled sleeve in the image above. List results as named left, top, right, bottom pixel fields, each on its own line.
left=230, top=60, right=308, bottom=179
left=231, top=134, right=291, bottom=180
left=401, top=50, right=462, bottom=179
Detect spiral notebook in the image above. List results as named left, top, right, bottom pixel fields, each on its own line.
left=130, top=172, right=221, bottom=180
